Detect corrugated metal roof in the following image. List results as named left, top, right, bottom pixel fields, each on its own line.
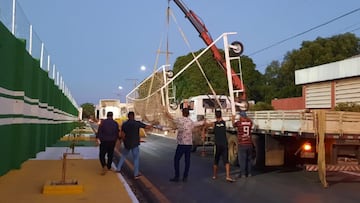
left=295, top=55, right=360, bottom=85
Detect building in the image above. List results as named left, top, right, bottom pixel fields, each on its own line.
left=272, top=55, right=360, bottom=110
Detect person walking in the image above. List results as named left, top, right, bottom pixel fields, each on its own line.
left=232, top=111, right=254, bottom=178
left=96, top=111, right=120, bottom=175
left=208, top=110, right=235, bottom=182
left=167, top=108, right=205, bottom=182
left=116, top=111, right=152, bottom=179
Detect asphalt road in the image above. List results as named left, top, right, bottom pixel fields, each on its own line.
left=124, top=134, right=360, bottom=203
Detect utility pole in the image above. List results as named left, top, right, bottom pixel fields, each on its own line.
left=126, top=78, right=139, bottom=98
left=126, top=78, right=139, bottom=88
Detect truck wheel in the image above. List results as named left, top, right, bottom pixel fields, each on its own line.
left=252, top=146, right=256, bottom=166
left=166, top=70, right=174, bottom=78
left=227, top=134, right=238, bottom=166
left=253, top=134, right=265, bottom=169
left=169, top=102, right=178, bottom=110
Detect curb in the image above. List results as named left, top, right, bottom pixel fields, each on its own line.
left=115, top=156, right=171, bottom=203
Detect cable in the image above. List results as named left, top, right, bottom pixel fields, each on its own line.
left=249, top=7, right=360, bottom=57
left=349, top=27, right=360, bottom=33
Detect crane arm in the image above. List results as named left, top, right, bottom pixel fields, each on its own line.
left=172, top=0, right=246, bottom=97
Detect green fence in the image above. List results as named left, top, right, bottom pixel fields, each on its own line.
left=0, top=22, right=78, bottom=176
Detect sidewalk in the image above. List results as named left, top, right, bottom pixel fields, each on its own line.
left=0, top=146, right=139, bottom=203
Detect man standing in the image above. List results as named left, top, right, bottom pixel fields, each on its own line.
left=167, top=108, right=205, bottom=182
left=232, top=111, right=253, bottom=178
left=209, top=110, right=235, bottom=182
left=96, top=111, right=119, bottom=175
left=116, top=111, right=152, bottom=179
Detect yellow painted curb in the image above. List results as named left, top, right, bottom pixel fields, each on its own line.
left=65, top=153, right=83, bottom=159
left=42, top=180, right=83, bottom=194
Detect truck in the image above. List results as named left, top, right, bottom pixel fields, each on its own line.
left=186, top=95, right=360, bottom=170
left=172, top=0, right=360, bottom=171
left=182, top=94, right=240, bottom=165
left=248, top=110, right=360, bottom=170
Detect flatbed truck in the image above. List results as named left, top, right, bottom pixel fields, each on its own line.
left=248, top=110, right=360, bottom=170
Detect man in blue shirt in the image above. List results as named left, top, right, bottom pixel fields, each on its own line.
left=96, top=111, right=119, bottom=175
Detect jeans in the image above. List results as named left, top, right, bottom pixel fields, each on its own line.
left=238, top=145, right=253, bottom=176
left=173, top=145, right=192, bottom=178
left=99, top=141, right=116, bottom=169
left=117, top=146, right=140, bottom=176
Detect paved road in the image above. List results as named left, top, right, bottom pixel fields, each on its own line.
left=130, top=134, right=360, bottom=203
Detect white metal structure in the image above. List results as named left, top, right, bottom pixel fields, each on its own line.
left=125, top=32, right=242, bottom=114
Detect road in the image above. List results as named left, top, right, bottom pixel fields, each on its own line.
left=125, top=134, right=360, bottom=203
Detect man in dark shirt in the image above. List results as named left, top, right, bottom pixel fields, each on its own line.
left=96, top=111, right=119, bottom=175
left=208, top=110, right=235, bottom=182
left=116, top=111, right=152, bottom=179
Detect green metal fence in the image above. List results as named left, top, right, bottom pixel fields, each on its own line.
left=0, top=22, right=78, bottom=176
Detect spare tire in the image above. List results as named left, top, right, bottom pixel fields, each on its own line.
left=229, top=41, right=244, bottom=57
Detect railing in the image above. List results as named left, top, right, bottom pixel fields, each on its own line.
left=0, top=0, right=77, bottom=108
left=248, top=110, right=360, bottom=136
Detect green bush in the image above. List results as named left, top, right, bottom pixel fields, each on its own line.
left=335, top=102, right=360, bottom=112
left=249, top=102, right=274, bottom=111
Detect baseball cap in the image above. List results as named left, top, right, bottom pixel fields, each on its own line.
left=239, top=111, right=247, bottom=117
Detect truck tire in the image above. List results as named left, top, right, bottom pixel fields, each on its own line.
left=253, top=134, right=265, bottom=169
left=227, top=134, right=238, bottom=166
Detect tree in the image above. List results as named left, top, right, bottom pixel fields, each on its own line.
left=263, top=61, right=282, bottom=103
left=239, top=56, right=264, bottom=102
left=249, top=101, right=274, bottom=111
left=171, top=33, right=360, bottom=104
left=81, top=103, right=95, bottom=119
left=172, top=49, right=264, bottom=102
left=265, top=33, right=360, bottom=99
left=173, top=50, right=230, bottom=100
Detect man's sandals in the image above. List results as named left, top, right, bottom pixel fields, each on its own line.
left=212, top=176, right=235, bottom=182
left=226, top=177, right=235, bottom=182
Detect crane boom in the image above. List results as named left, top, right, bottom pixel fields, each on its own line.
left=172, top=0, right=246, bottom=98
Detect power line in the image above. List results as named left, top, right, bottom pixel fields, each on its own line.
left=349, top=27, right=360, bottom=33
left=249, top=7, right=360, bottom=57
left=341, top=21, right=360, bottom=32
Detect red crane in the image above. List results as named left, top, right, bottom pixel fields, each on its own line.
left=172, top=0, right=246, bottom=99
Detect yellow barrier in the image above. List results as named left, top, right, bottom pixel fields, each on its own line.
left=115, top=118, right=147, bottom=138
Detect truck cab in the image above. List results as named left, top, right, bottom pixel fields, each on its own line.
left=180, top=94, right=239, bottom=165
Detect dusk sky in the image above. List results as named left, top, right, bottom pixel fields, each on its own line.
left=8, top=0, right=360, bottom=105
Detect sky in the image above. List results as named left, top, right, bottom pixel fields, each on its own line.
left=9, top=0, right=360, bottom=106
